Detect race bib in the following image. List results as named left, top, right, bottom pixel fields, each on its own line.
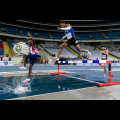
left=66, top=32, right=72, bottom=39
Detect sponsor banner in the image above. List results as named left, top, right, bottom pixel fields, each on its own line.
left=0, top=61, right=13, bottom=66
left=77, top=63, right=120, bottom=66
left=112, top=63, right=120, bottom=66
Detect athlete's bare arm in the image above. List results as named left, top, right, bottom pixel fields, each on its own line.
left=100, top=50, right=108, bottom=55
left=58, top=24, right=72, bottom=41
left=57, top=24, right=71, bottom=31
left=61, top=24, right=71, bottom=30
left=27, top=32, right=35, bottom=42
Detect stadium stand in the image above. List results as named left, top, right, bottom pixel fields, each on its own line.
left=0, top=23, right=120, bottom=40
left=51, top=32, right=64, bottom=39
left=105, top=32, right=120, bottom=38
left=41, top=44, right=77, bottom=58
left=0, top=20, right=120, bottom=64
left=70, top=44, right=117, bottom=61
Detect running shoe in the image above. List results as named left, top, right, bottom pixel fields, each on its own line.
left=55, top=57, right=59, bottom=61
left=104, top=74, right=107, bottom=77
left=86, top=50, right=91, bottom=56
left=50, top=56, right=59, bottom=61
left=99, top=66, right=103, bottom=69
left=99, top=66, right=102, bottom=69
left=19, top=66, right=26, bottom=70
left=23, top=79, right=30, bottom=85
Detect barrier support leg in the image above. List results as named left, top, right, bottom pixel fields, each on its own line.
left=98, top=63, right=120, bottom=87
left=58, top=63, right=59, bottom=81
left=51, top=62, right=66, bottom=76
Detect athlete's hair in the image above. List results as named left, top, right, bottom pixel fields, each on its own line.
left=28, top=39, right=36, bottom=47
left=102, top=46, right=107, bottom=49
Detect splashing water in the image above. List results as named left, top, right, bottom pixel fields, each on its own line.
left=0, top=76, right=33, bottom=97
left=12, top=76, right=33, bottom=95
left=13, top=85, right=31, bottom=95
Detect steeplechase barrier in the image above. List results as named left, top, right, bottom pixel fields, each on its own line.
left=51, top=60, right=120, bottom=87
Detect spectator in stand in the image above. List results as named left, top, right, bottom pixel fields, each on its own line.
left=43, top=59, right=45, bottom=64
left=9, top=57, right=11, bottom=61
left=94, top=46, right=96, bottom=50
left=6, top=54, right=9, bottom=57
left=46, top=59, right=48, bottom=64
left=45, top=59, right=46, bottom=64
left=118, top=60, right=120, bottom=63
left=0, top=55, right=3, bottom=61
left=41, top=60, right=43, bottom=64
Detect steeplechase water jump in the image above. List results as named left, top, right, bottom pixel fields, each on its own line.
left=0, top=20, right=120, bottom=100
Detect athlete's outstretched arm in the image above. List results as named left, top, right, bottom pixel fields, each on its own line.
left=25, top=32, right=34, bottom=41
left=60, top=26, right=71, bottom=30
left=28, top=32, right=35, bottom=41
left=58, top=24, right=71, bottom=31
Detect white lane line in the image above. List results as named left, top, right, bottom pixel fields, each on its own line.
left=62, top=74, right=102, bottom=84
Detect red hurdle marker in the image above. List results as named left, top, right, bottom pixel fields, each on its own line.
left=51, top=60, right=120, bottom=87
left=98, top=62, right=120, bottom=87
left=51, top=63, right=66, bottom=76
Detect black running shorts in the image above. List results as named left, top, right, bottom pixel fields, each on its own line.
left=66, top=37, right=79, bottom=46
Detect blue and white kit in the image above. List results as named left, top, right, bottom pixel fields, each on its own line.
left=61, top=24, right=78, bottom=46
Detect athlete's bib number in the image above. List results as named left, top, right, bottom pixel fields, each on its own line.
left=102, top=55, right=107, bottom=59
left=67, top=32, right=72, bottom=39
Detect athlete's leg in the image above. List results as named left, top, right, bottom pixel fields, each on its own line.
left=23, top=64, right=32, bottom=84
left=23, top=55, right=37, bottom=84
left=27, top=54, right=37, bottom=79
left=75, top=44, right=91, bottom=56
left=104, top=63, right=107, bottom=76
left=75, top=44, right=88, bottom=52
left=57, top=42, right=68, bottom=58
left=98, top=63, right=103, bottom=69
left=19, top=54, right=28, bottom=69
left=23, top=54, right=28, bottom=67
left=27, top=64, right=33, bottom=79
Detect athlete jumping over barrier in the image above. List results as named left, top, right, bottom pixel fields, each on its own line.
left=50, top=21, right=91, bottom=61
